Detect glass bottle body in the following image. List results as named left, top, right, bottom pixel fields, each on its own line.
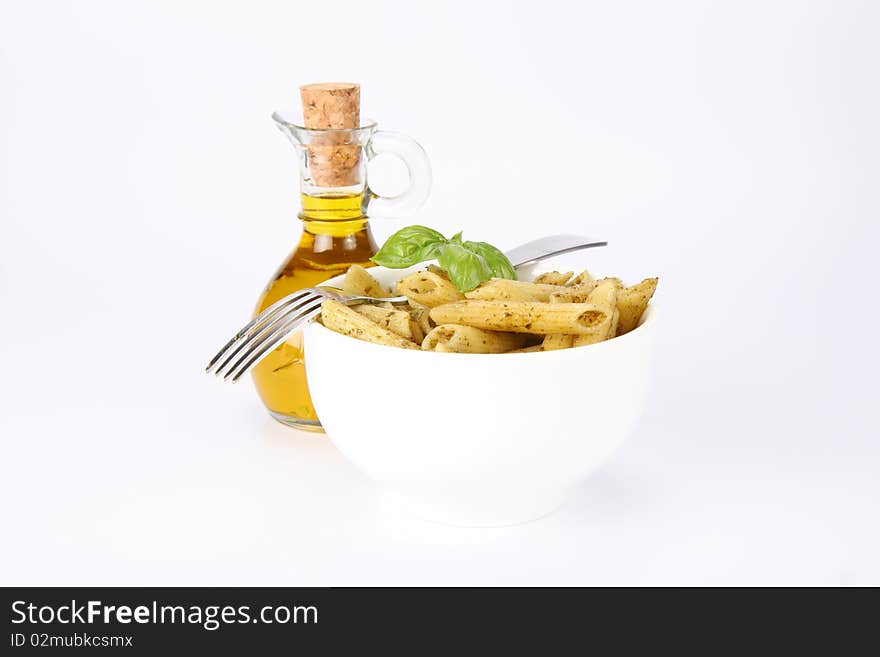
left=254, top=112, right=430, bottom=431
left=252, top=193, right=377, bottom=431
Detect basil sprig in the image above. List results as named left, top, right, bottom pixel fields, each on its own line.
left=371, top=225, right=517, bottom=292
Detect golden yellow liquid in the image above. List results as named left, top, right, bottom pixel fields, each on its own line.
left=251, top=192, right=377, bottom=430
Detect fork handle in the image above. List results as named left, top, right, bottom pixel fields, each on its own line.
left=505, top=235, right=607, bottom=269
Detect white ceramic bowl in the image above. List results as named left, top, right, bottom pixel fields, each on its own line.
left=304, top=265, right=656, bottom=526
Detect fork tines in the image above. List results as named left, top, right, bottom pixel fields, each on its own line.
left=205, top=288, right=325, bottom=382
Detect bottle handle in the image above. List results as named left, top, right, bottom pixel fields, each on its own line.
left=365, top=131, right=432, bottom=218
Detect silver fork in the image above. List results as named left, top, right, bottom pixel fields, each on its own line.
left=206, top=235, right=607, bottom=382
left=205, top=286, right=407, bottom=382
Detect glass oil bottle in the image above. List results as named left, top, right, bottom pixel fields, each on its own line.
left=253, top=83, right=430, bottom=431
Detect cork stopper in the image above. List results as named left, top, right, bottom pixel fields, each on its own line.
left=300, top=83, right=360, bottom=129
left=299, top=82, right=361, bottom=188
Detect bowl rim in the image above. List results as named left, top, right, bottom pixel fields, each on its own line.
left=307, top=266, right=655, bottom=358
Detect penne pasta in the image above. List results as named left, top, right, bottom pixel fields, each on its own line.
left=341, top=265, right=390, bottom=298
left=566, top=270, right=593, bottom=287
left=408, top=306, right=433, bottom=343
left=426, top=264, right=450, bottom=279
left=409, top=322, right=425, bottom=345
left=352, top=304, right=415, bottom=340
left=549, top=277, right=621, bottom=303
left=542, top=334, right=575, bottom=350
left=465, top=278, right=565, bottom=302
left=541, top=272, right=592, bottom=351
left=572, top=279, right=619, bottom=347
left=421, top=324, right=530, bottom=354
left=430, top=300, right=610, bottom=335
left=534, top=271, right=574, bottom=286
left=397, top=271, right=465, bottom=307
left=608, top=308, right=620, bottom=337
left=549, top=284, right=595, bottom=304
left=321, top=300, right=420, bottom=349
left=615, top=277, right=658, bottom=335
left=318, top=264, right=657, bottom=353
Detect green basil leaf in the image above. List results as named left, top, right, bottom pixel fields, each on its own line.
left=437, top=243, right=494, bottom=292
left=371, top=225, right=447, bottom=268
left=462, top=241, right=517, bottom=280
left=416, top=240, right=446, bottom=261
left=450, top=231, right=463, bottom=244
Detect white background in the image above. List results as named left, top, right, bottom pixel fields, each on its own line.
left=1, top=0, right=878, bottom=585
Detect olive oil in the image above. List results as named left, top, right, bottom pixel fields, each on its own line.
left=251, top=192, right=378, bottom=430
left=259, top=97, right=431, bottom=430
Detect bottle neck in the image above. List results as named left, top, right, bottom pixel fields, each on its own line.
left=299, top=191, right=369, bottom=237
